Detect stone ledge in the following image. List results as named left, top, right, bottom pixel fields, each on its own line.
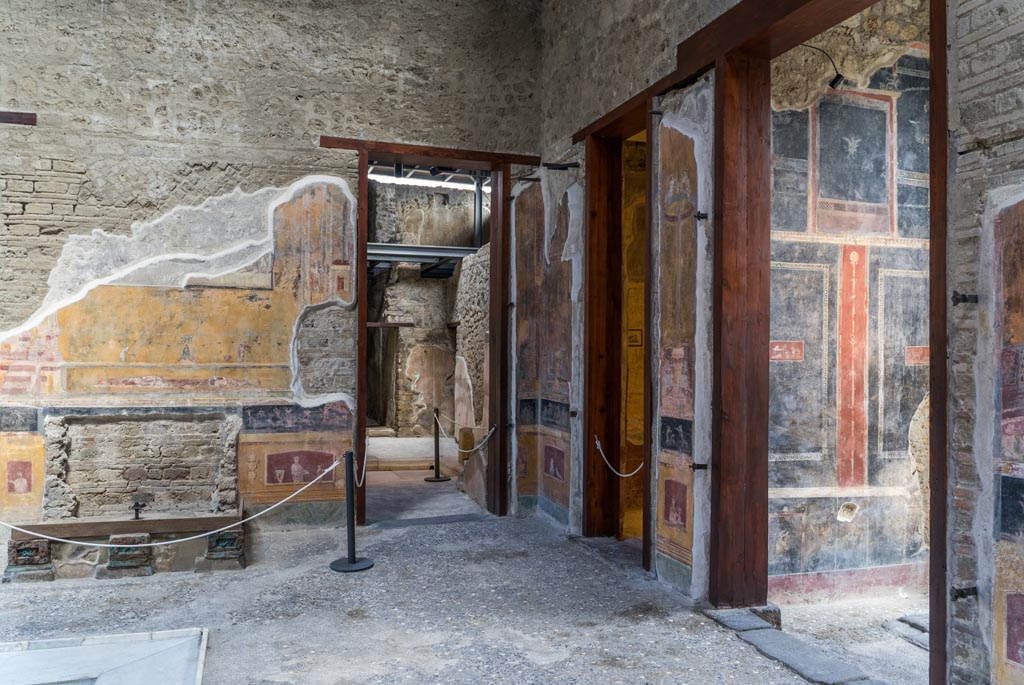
left=738, top=628, right=871, bottom=685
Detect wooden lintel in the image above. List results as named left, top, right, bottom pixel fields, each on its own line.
left=366, top=321, right=415, bottom=328
left=0, top=111, right=37, bottom=126
left=319, top=135, right=540, bottom=171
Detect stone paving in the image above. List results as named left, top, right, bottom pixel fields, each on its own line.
left=0, top=474, right=808, bottom=685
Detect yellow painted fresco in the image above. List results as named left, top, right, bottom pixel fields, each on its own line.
left=657, top=453, right=695, bottom=565
left=655, top=122, right=699, bottom=564
left=0, top=433, right=44, bottom=522
left=238, top=432, right=350, bottom=506
left=1, top=181, right=355, bottom=404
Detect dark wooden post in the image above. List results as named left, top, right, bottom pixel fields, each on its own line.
left=709, top=49, right=771, bottom=607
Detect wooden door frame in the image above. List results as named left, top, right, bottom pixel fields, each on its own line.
left=574, top=0, right=948, bottom=679
left=318, top=136, right=539, bottom=520
left=582, top=122, right=657, bottom=571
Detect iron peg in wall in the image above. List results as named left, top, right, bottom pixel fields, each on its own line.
left=951, top=585, right=979, bottom=601
left=690, top=462, right=709, bottom=471
left=952, top=290, right=979, bottom=306
left=130, top=501, right=146, bottom=520
left=695, top=211, right=709, bottom=221
left=541, top=162, right=580, bottom=171
left=649, top=110, right=663, bottom=116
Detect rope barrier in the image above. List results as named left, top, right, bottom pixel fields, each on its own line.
left=594, top=435, right=644, bottom=478
left=0, top=459, right=343, bottom=549
left=433, top=414, right=496, bottom=455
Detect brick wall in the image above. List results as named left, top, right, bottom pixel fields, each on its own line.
left=947, top=1, right=1024, bottom=683
left=0, top=0, right=539, bottom=331
left=43, top=414, right=240, bottom=519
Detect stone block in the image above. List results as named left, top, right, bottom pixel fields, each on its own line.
left=98, top=533, right=154, bottom=579
left=739, top=628, right=868, bottom=684
left=7, top=539, right=50, bottom=566
left=2, top=565, right=55, bottom=583
left=6, top=180, right=33, bottom=193
left=704, top=607, right=774, bottom=632
left=34, top=181, right=68, bottom=194
left=205, top=529, right=244, bottom=560
left=24, top=203, right=52, bottom=215
left=52, top=159, right=86, bottom=173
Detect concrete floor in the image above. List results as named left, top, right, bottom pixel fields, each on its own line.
left=0, top=475, right=809, bottom=685
left=779, top=595, right=930, bottom=685
left=366, top=437, right=462, bottom=476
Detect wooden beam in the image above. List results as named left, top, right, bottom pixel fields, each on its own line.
left=709, top=50, right=771, bottom=608
left=12, top=512, right=242, bottom=541
left=928, top=0, right=949, bottom=680
left=366, top=322, right=415, bottom=328
left=583, top=135, right=623, bottom=537
left=486, top=162, right=512, bottom=516
left=0, top=111, right=37, bottom=126
left=319, top=135, right=540, bottom=171
left=355, top=149, right=369, bottom=526
left=677, top=0, right=878, bottom=75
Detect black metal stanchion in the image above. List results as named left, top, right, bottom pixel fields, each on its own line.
left=330, top=451, right=374, bottom=573
left=425, top=407, right=451, bottom=483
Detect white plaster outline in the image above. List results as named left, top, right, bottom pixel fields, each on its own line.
left=0, top=175, right=359, bottom=411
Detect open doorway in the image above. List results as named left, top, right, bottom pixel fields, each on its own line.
left=582, top=126, right=651, bottom=566
left=763, top=12, right=932, bottom=681
left=363, top=167, right=491, bottom=493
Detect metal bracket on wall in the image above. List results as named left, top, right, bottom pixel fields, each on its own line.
left=541, top=162, right=580, bottom=170
left=649, top=110, right=663, bottom=116
left=950, top=585, right=978, bottom=601
left=690, top=462, right=709, bottom=471
left=695, top=211, right=709, bottom=221
left=951, top=290, right=979, bottom=306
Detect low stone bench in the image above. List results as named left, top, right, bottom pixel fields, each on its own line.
left=3, top=511, right=245, bottom=582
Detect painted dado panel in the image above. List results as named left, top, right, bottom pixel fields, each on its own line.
left=0, top=177, right=358, bottom=523
left=767, top=51, right=930, bottom=591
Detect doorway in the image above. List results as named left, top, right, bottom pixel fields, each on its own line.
left=318, top=137, right=539, bottom=522
left=583, top=126, right=652, bottom=566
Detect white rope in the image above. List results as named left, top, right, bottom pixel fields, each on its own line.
left=433, top=414, right=497, bottom=455
left=594, top=435, right=644, bottom=478
left=353, top=452, right=367, bottom=488
left=0, top=459, right=343, bottom=549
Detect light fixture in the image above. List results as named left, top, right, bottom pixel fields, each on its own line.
left=800, top=43, right=845, bottom=90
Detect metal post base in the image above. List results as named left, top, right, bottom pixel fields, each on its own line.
left=424, top=475, right=451, bottom=482
left=329, top=557, right=374, bottom=573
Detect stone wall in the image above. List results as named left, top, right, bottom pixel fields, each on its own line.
left=452, top=244, right=490, bottom=426
left=370, top=183, right=490, bottom=246
left=0, top=0, right=538, bottom=331
left=539, top=1, right=742, bottom=157
left=368, top=182, right=490, bottom=435
left=43, top=414, right=240, bottom=519
left=947, top=1, right=1024, bottom=683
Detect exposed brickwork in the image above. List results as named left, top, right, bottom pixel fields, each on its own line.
left=948, top=1, right=1024, bottom=683
left=0, top=0, right=539, bottom=330
left=43, top=414, right=241, bottom=519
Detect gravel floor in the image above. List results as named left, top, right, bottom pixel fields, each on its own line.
left=0, top=476, right=810, bottom=685
left=779, top=594, right=930, bottom=685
